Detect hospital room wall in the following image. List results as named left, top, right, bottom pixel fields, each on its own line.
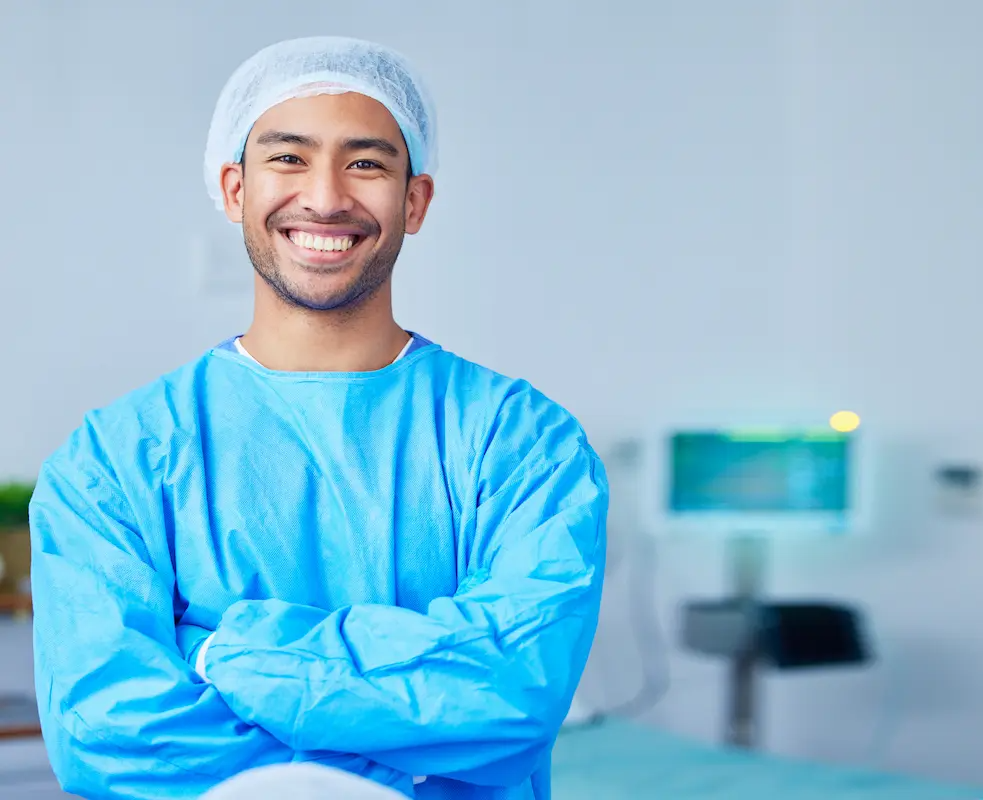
left=1, top=0, right=981, bottom=786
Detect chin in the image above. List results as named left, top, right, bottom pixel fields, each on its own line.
left=286, top=274, right=368, bottom=311
left=283, top=290, right=354, bottom=312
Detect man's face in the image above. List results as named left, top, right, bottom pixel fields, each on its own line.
left=219, top=92, right=433, bottom=312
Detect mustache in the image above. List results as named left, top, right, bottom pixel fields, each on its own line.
left=268, top=211, right=380, bottom=237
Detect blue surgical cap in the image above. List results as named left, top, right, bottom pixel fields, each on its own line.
left=203, top=36, right=438, bottom=211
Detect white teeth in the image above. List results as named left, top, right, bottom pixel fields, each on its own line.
left=288, top=231, right=356, bottom=252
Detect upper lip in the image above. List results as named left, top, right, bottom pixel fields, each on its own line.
left=279, top=223, right=364, bottom=238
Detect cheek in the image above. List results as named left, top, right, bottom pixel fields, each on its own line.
left=245, top=174, right=295, bottom=223
left=351, top=182, right=405, bottom=228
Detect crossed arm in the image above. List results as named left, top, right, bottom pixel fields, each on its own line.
left=30, top=418, right=607, bottom=799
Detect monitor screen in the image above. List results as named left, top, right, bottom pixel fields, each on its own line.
left=669, top=430, right=852, bottom=514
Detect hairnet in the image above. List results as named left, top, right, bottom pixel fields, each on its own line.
left=203, top=36, right=438, bottom=211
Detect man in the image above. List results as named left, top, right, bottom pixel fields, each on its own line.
left=30, top=36, right=607, bottom=799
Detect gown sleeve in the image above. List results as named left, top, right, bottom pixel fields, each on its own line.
left=30, top=420, right=300, bottom=799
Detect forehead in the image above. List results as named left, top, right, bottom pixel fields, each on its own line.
left=247, top=92, right=405, bottom=148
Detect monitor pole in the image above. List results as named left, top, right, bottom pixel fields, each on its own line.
left=725, top=534, right=767, bottom=748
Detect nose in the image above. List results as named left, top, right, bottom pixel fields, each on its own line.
left=297, top=168, right=355, bottom=217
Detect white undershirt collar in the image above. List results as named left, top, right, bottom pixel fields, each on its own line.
left=233, top=335, right=413, bottom=366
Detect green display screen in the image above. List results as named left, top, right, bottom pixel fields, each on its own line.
left=669, top=430, right=852, bottom=513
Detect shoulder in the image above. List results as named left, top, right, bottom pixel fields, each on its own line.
left=429, top=348, right=597, bottom=476
left=43, top=351, right=218, bottom=480
left=430, top=348, right=577, bottom=424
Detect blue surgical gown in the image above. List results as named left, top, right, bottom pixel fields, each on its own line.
left=29, top=338, right=608, bottom=800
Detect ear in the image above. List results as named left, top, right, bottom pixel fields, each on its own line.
left=220, top=162, right=245, bottom=223
left=404, top=174, right=435, bottom=235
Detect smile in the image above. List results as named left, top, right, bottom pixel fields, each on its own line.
left=286, top=230, right=360, bottom=252
left=278, top=229, right=367, bottom=266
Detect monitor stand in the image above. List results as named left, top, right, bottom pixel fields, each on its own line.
left=725, top=534, right=767, bottom=749
left=681, top=533, right=869, bottom=750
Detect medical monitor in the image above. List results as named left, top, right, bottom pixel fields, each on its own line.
left=644, top=426, right=868, bottom=537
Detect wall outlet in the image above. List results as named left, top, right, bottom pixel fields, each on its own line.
left=934, top=463, right=983, bottom=517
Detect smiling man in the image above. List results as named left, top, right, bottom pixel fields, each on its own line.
left=29, top=37, right=607, bottom=800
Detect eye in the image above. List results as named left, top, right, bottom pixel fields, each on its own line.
left=349, top=160, right=384, bottom=171
left=272, top=154, right=304, bottom=165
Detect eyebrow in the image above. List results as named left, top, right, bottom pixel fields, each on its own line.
left=340, top=137, right=402, bottom=159
left=254, top=130, right=323, bottom=149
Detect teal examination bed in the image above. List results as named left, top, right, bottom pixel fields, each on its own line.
left=552, top=719, right=978, bottom=800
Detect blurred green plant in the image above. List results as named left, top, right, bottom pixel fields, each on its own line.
left=0, top=482, right=34, bottom=529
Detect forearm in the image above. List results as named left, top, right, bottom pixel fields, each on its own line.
left=39, top=683, right=410, bottom=800
left=32, top=547, right=297, bottom=799
left=204, top=591, right=598, bottom=785
left=38, top=681, right=293, bottom=800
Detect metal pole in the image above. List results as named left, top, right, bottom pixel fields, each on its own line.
left=725, top=534, right=766, bottom=748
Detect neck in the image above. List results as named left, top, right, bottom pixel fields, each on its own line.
left=241, top=279, right=409, bottom=372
